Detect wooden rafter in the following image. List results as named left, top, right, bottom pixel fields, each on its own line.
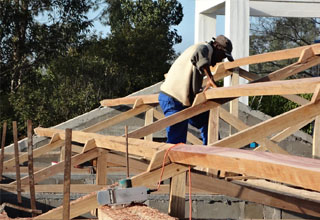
left=211, top=96, right=320, bottom=149
left=34, top=127, right=170, bottom=160
left=168, top=145, right=320, bottom=192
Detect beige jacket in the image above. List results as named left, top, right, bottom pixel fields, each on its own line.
left=160, top=42, right=213, bottom=106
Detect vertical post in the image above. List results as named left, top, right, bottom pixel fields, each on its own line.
left=144, top=108, right=154, bottom=141
left=168, top=172, right=186, bottom=219
left=0, top=121, right=7, bottom=181
left=96, top=149, right=107, bottom=185
left=313, top=116, right=320, bottom=159
left=230, top=69, right=239, bottom=135
left=208, top=107, right=219, bottom=145
left=207, top=107, right=219, bottom=176
left=27, top=120, right=37, bottom=217
left=125, top=125, right=129, bottom=178
left=13, top=121, right=22, bottom=204
left=63, top=128, right=72, bottom=220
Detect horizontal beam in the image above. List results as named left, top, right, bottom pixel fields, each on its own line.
left=169, top=145, right=320, bottom=192
left=204, top=77, right=320, bottom=99
left=35, top=127, right=170, bottom=159
left=213, top=44, right=320, bottom=73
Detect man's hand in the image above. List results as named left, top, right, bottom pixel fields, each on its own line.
left=202, top=65, right=218, bottom=91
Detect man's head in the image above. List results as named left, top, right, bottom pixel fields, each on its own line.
left=212, top=35, right=234, bottom=62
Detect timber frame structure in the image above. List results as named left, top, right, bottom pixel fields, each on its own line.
left=1, top=43, right=320, bottom=219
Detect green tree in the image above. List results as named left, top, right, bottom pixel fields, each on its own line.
left=0, top=0, right=96, bottom=142
left=99, top=0, right=183, bottom=94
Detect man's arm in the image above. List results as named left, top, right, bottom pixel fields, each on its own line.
left=202, top=65, right=218, bottom=91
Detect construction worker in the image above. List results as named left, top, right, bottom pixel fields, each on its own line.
left=159, top=35, right=234, bottom=145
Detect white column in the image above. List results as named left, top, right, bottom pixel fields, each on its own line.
left=195, top=14, right=216, bottom=43
left=224, top=0, right=249, bottom=104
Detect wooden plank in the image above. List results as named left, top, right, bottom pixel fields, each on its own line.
left=212, top=99, right=320, bottom=150
left=213, top=44, right=320, bottom=74
left=96, top=149, right=108, bottom=185
left=168, top=145, right=320, bottom=192
left=63, top=128, right=72, bottom=220
left=204, top=77, right=320, bottom=100
left=10, top=148, right=100, bottom=186
left=27, top=120, right=37, bottom=217
left=81, top=138, right=96, bottom=153
left=144, top=108, right=154, bottom=141
left=35, top=127, right=170, bottom=160
left=208, top=107, right=219, bottom=145
left=168, top=172, right=186, bottom=219
left=190, top=172, right=320, bottom=217
left=0, top=121, right=7, bottom=181
left=131, top=163, right=189, bottom=187
left=271, top=117, right=315, bottom=143
left=230, top=69, right=239, bottom=135
left=298, top=47, right=314, bottom=63
left=253, top=56, right=320, bottom=83
left=12, top=121, right=22, bottom=204
left=34, top=190, right=101, bottom=220
left=281, top=94, right=309, bottom=106
left=147, top=148, right=171, bottom=172
left=83, top=104, right=152, bottom=133
left=313, top=116, right=320, bottom=159
left=128, top=101, right=220, bottom=139
left=219, top=107, right=289, bottom=155
left=100, top=94, right=158, bottom=107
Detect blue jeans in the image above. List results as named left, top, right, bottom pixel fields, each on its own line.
left=158, top=92, right=209, bottom=145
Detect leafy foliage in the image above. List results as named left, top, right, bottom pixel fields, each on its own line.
left=0, top=0, right=183, bottom=143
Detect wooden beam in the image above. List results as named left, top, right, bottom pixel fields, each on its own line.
left=204, top=77, right=320, bottom=100
left=271, top=117, right=315, bottom=143
left=12, top=121, right=22, bottom=204
left=168, top=145, right=320, bottom=192
left=83, top=104, right=152, bottom=133
left=0, top=121, right=7, bottom=181
left=168, top=172, right=186, bottom=219
left=131, top=163, right=189, bottom=187
left=313, top=116, right=320, bottom=159
left=218, top=107, right=289, bottom=155
left=10, top=148, right=100, bottom=186
left=100, top=95, right=158, bottom=107
left=144, top=108, right=154, bottom=141
left=252, top=56, right=320, bottom=83
left=208, top=107, right=219, bottom=145
left=212, top=44, right=320, bottom=75
left=190, top=172, right=320, bottom=217
left=27, top=120, right=37, bottom=217
left=96, top=149, right=108, bottom=185
left=63, top=128, right=72, bottom=220
left=212, top=99, right=320, bottom=150
left=127, top=101, right=220, bottom=139
left=230, top=69, right=239, bottom=135
left=35, top=127, right=170, bottom=160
